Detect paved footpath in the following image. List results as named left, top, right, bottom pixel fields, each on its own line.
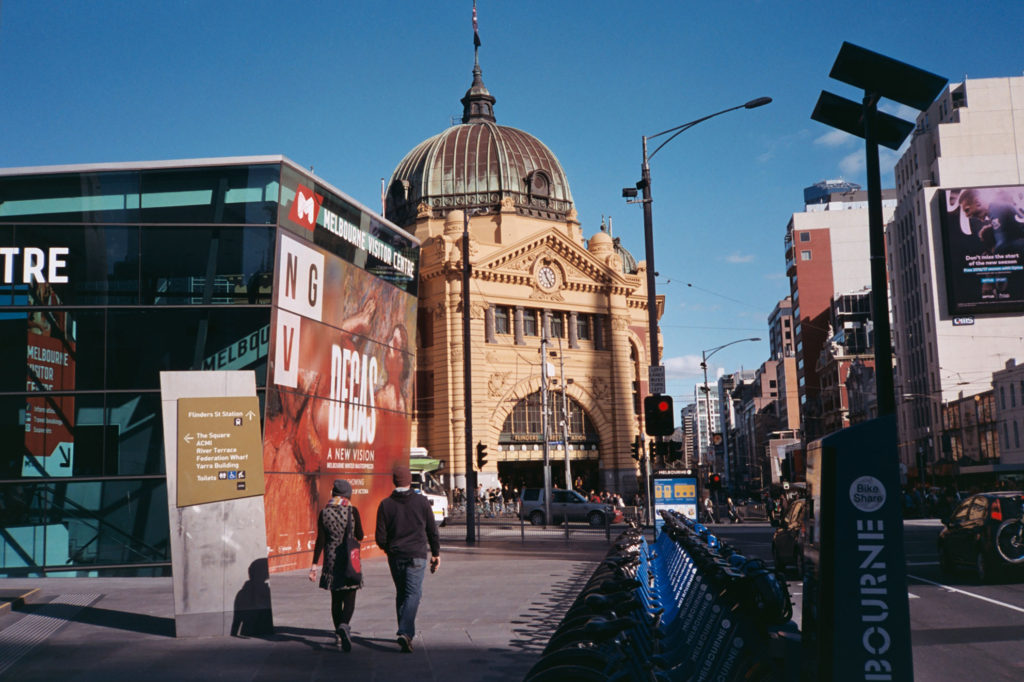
left=0, top=537, right=609, bottom=682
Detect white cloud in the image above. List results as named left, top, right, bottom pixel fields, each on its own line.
left=839, top=150, right=864, bottom=175
left=815, top=129, right=854, bottom=147
left=725, top=252, right=755, bottom=264
left=663, top=355, right=703, bottom=378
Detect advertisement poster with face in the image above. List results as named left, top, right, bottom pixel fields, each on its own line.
left=23, top=282, right=76, bottom=477
left=263, top=231, right=416, bottom=572
left=940, top=185, right=1024, bottom=314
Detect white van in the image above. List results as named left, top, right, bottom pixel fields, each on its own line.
left=409, top=449, right=449, bottom=527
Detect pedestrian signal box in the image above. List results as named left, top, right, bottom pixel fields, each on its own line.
left=644, top=394, right=674, bottom=436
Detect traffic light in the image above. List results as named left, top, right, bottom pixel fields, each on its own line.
left=667, top=440, right=682, bottom=462
left=709, top=472, right=722, bottom=490
left=630, top=436, right=640, bottom=461
left=644, top=394, right=674, bottom=436
left=476, top=441, right=488, bottom=470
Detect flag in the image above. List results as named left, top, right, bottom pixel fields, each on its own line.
left=473, top=1, right=481, bottom=47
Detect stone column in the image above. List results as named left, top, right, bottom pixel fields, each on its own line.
left=514, top=306, right=525, bottom=345
left=485, top=305, right=496, bottom=343
left=569, top=311, right=579, bottom=349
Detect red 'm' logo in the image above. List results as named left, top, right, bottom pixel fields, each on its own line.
left=288, top=184, right=323, bottom=231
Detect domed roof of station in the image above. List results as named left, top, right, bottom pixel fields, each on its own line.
left=385, top=43, right=574, bottom=228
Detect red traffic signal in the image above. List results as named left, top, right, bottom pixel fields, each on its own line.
left=644, top=394, right=674, bottom=436
left=709, top=473, right=722, bottom=490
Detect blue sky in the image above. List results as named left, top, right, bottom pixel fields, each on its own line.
left=3, top=0, right=1023, bottom=403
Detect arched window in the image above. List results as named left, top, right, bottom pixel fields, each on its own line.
left=500, top=390, right=598, bottom=446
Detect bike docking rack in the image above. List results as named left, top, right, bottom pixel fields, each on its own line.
left=524, top=512, right=799, bottom=681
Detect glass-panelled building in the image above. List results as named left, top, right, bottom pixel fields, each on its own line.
left=0, top=157, right=419, bottom=576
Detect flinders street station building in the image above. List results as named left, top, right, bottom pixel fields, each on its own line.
left=385, top=48, right=661, bottom=496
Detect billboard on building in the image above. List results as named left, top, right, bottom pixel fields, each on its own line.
left=939, top=185, right=1024, bottom=315
left=263, top=176, right=418, bottom=573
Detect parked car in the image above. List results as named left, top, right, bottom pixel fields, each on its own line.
left=519, top=488, right=616, bottom=527
left=938, top=491, right=1024, bottom=583
left=770, top=497, right=808, bottom=576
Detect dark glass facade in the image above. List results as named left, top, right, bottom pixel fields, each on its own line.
left=0, top=157, right=418, bottom=576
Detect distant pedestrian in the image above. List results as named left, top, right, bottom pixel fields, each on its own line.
left=375, top=464, right=441, bottom=653
left=309, top=479, right=363, bottom=651
left=703, top=495, right=717, bottom=524
left=726, top=497, right=741, bottom=524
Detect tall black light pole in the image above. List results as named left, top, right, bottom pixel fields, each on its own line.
left=625, top=97, right=771, bottom=502
left=811, top=42, right=946, bottom=415
left=808, top=42, right=946, bottom=681
left=629, top=97, right=772, bottom=372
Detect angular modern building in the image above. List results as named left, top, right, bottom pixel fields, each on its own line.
left=0, top=157, right=419, bottom=575
left=383, top=42, right=657, bottom=495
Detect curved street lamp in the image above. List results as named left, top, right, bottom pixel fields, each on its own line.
left=624, top=97, right=772, bottom=373
left=700, top=336, right=761, bottom=475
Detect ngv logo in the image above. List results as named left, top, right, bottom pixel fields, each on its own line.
left=287, top=184, right=323, bottom=231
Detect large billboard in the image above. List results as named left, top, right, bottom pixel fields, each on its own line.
left=939, top=185, right=1024, bottom=315
left=263, top=182, right=418, bottom=572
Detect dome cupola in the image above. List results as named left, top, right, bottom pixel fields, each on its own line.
left=385, top=33, right=573, bottom=228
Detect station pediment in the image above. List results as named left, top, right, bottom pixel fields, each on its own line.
left=474, top=232, right=635, bottom=294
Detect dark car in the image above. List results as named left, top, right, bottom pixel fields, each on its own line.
left=519, top=488, right=615, bottom=527
left=938, top=491, right=1024, bottom=583
left=770, top=497, right=808, bottom=575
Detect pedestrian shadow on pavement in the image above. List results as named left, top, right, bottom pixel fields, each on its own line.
left=231, top=558, right=273, bottom=637
left=16, top=601, right=174, bottom=637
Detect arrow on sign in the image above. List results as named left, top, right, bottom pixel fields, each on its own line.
left=59, top=445, right=71, bottom=468
left=246, top=410, right=256, bottom=421
left=184, top=433, right=194, bottom=444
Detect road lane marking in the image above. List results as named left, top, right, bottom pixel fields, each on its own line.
left=908, top=574, right=1024, bottom=614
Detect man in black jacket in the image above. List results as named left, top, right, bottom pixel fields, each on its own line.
left=375, top=463, right=441, bottom=652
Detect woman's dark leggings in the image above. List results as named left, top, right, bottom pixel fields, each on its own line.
left=331, top=589, right=357, bottom=630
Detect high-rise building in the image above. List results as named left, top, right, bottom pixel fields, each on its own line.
left=784, top=184, right=896, bottom=440
left=767, top=297, right=800, bottom=432
left=889, top=76, right=1024, bottom=482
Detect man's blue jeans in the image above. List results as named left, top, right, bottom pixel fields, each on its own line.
left=387, top=556, right=426, bottom=638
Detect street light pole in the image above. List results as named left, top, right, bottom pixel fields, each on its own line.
left=626, top=97, right=771, bottom=514
left=630, top=97, right=772, bottom=374
left=699, top=337, right=760, bottom=506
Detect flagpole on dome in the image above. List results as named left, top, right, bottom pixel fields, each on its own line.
left=473, top=0, right=481, bottom=50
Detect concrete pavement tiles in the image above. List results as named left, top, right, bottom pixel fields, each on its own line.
left=0, top=538, right=610, bottom=681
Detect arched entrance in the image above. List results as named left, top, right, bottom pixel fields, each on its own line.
left=496, top=390, right=601, bottom=493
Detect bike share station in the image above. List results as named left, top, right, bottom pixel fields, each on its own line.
left=800, top=415, right=913, bottom=681
left=525, top=376, right=914, bottom=679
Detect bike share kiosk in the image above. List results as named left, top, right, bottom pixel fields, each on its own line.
left=800, top=414, right=913, bottom=681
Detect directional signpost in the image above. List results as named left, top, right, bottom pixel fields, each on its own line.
left=176, top=396, right=265, bottom=507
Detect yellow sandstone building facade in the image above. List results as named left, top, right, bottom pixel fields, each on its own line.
left=384, top=49, right=661, bottom=497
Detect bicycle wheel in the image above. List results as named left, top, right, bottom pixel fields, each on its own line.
left=995, top=519, right=1024, bottom=564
